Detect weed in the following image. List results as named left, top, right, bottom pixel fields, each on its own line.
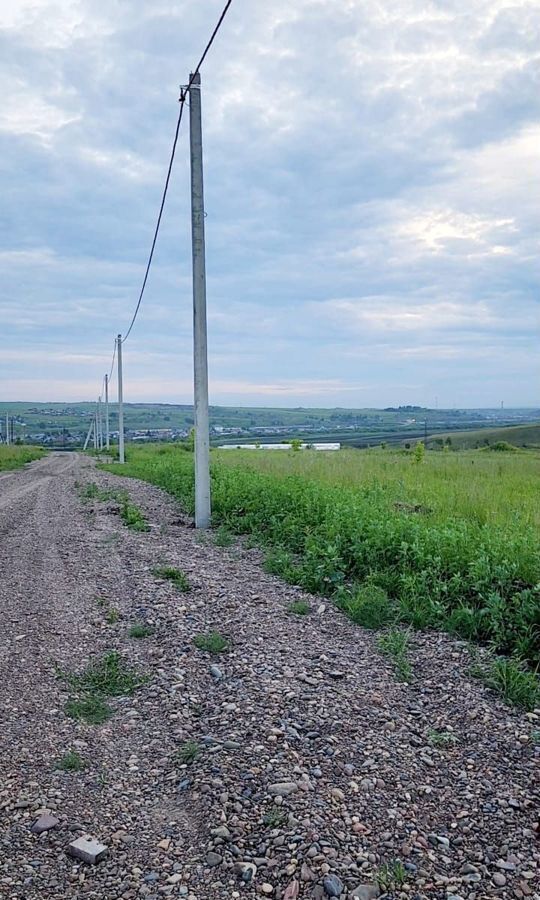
left=105, top=607, right=120, bottom=624
left=337, top=583, right=395, bottom=630
left=120, top=501, right=149, bottom=532
left=101, top=444, right=540, bottom=669
left=427, top=728, right=458, bottom=749
left=65, top=696, right=112, bottom=725
left=153, top=565, right=190, bottom=592
left=480, top=656, right=540, bottom=711
left=377, top=859, right=406, bottom=891
left=96, top=597, right=108, bottom=608
left=193, top=631, right=229, bottom=654
left=213, top=526, right=235, bottom=547
left=263, top=806, right=287, bottom=828
left=129, top=623, right=155, bottom=639
left=67, top=651, right=146, bottom=697
left=377, top=628, right=413, bottom=682
left=287, top=600, right=310, bottom=616
left=532, top=730, right=540, bottom=745
left=57, top=750, right=85, bottom=772
left=176, top=740, right=200, bottom=765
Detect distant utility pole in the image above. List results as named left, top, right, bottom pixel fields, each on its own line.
left=5, top=414, right=10, bottom=446
left=117, top=334, right=125, bottom=464
left=188, top=71, right=211, bottom=528
left=104, top=374, right=110, bottom=449
left=93, top=413, right=98, bottom=449
left=83, top=417, right=94, bottom=451
left=97, top=398, right=103, bottom=450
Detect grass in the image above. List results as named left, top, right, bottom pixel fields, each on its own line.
left=263, top=806, right=287, bottom=828
left=105, top=607, right=120, bottom=624
left=65, top=695, right=112, bottom=724
left=377, top=860, right=407, bottom=891
left=427, top=728, right=458, bottom=749
left=287, top=600, right=310, bottom=616
left=213, top=526, right=235, bottom=547
left=193, top=631, right=229, bottom=654
left=0, top=445, right=44, bottom=472
left=57, top=750, right=86, bottom=772
left=176, top=740, right=200, bottom=765
left=153, top=565, right=190, bottom=592
left=62, top=652, right=147, bottom=724
left=472, top=654, right=540, bottom=711
left=120, top=500, right=149, bottom=532
left=377, top=628, right=413, bottom=682
left=129, top=623, right=155, bottom=638
left=101, top=444, right=540, bottom=701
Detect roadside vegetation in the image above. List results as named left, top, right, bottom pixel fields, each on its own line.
left=102, top=444, right=540, bottom=702
left=0, top=445, right=45, bottom=472
left=60, top=651, right=147, bottom=724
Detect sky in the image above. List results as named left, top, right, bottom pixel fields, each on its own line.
left=0, top=0, right=539, bottom=408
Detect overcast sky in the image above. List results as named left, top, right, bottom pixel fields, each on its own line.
left=1, top=0, right=538, bottom=407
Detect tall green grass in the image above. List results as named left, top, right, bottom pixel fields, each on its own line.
left=103, top=445, right=540, bottom=668
left=0, top=445, right=45, bottom=472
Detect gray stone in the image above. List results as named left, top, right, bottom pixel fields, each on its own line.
left=267, top=781, right=298, bottom=797
left=323, top=873, right=344, bottom=897
left=211, top=825, right=231, bottom=841
left=350, top=886, right=380, bottom=900
left=67, top=837, right=108, bottom=864
left=210, top=665, right=223, bottom=681
left=31, top=814, right=59, bottom=835
left=492, top=873, right=507, bottom=887
left=206, top=851, right=223, bottom=867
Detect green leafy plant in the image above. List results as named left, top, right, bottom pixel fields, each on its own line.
left=105, top=607, right=120, bottom=624
left=65, top=696, right=112, bottom=725
left=129, top=623, right=155, bottom=639
left=377, top=628, right=413, bottom=682
left=480, top=656, right=539, bottom=710
left=213, top=526, right=235, bottom=547
left=287, top=600, right=310, bottom=616
left=176, top=740, right=200, bottom=765
left=427, top=728, right=458, bottom=749
left=377, top=860, right=406, bottom=891
left=120, top=501, right=149, bottom=532
left=263, top=806, right=287, bottom=827
left=153, top=565, right=190, bottom=592
left=337, top=583, right=395, bottom=629
left=193, top=631, right=229, bottom=654
left=57, top=750, right=86, bottom=771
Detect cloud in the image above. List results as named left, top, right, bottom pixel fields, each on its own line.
left=0, top=0, right=539, bottom=407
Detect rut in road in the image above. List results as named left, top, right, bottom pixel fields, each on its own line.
left=0, top=453, right=538, bottom=900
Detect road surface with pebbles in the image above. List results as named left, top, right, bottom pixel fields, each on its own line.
left=0, top=452, right=538, bottom=900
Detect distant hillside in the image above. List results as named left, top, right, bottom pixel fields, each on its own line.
left=427, top=422, right=540, bottom=449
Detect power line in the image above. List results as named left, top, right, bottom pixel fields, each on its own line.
left=122, top=0, right=234, bottom=343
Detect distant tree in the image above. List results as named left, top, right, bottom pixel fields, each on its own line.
left=290, top=439, right=302, bottom=452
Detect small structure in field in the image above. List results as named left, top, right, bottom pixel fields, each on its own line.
left=219, top=442, right=341, bottom=451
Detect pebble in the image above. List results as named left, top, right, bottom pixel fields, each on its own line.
left=66, top=837, right=108, bottom=865
left=206, top=851, right=222, bottom=867
left=492, top=873, right=507, bottom=886
left=30, top=814, right=59, bottom=834
left=323, top=873, right=344, bottom=897
left=267, top=782, right=298, bottom=796
left=350, top=887, right=380, bottom=900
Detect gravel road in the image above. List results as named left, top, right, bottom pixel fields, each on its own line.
left=0, top=452, right=538, bottom=900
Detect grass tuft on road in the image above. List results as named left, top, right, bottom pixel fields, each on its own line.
left=56, top=750, right=86, bottom=772
left=377, top=628, right=413, bottom=683
left=153, top=565, right=190, bottom=591
left=194, top=631, right=229, bottom=654
left=129, top=623, right=155, bottom=639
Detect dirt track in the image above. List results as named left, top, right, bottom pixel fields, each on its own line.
left=0, top=453, right=538, bottom=900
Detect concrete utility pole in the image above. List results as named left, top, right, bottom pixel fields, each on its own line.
left=5, top=414, right=10, bottom=446
left=93, top=413, right=98, bottom=450
left=104, top=374, right=110, bottom=450
left=188, top=71, right=211, bottom=528
left=117, top=334, right=125, bottom=464
left=97, top=398, right=103, bottom=450
left=83, top=417, right=94, bottom=451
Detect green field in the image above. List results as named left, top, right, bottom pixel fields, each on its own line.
left=428, top=422, right=540, bottom=449
left=0, top=445, right=45, bottom=472
left=104, top=444, right=540, bottom=678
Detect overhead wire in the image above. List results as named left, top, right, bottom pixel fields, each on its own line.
left=121, top=0, right=234, bottom=343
